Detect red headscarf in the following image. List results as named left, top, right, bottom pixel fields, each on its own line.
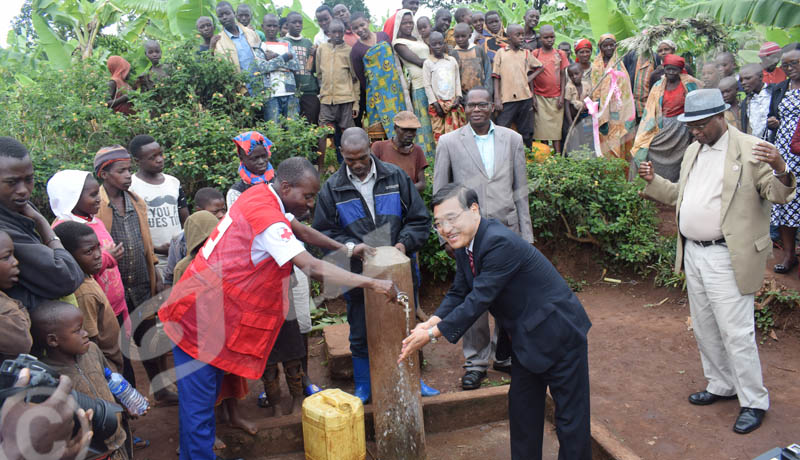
left=575, top=38, right=592, bottom=52
left=662, top=54, right=684, bottom=69
left=662, top=54, right=688, bottom=74
left=107, top=56, right=132, bottom=91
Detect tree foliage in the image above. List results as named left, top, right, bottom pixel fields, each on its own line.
left=323, top=0, right=372, bottom=20
left=0, top=41, right=329, bottom=214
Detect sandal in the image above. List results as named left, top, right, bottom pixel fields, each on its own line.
left=133, top=436, right=150, bottom=450
left=773, top=258, right=798, bottom=274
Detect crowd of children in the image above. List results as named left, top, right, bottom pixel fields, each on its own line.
left=103, top=1, right=796, bottom=167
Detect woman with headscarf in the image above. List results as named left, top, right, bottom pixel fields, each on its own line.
left=350, top=12, right=410, bottom=141
left=631, top=39, right=676, bottom=119
left=574, top=39, right=593, bottom=86
left=48, top=170, right=129, bottom=335
left=564, top=42, right=596, bottom=156
left=107, top=56, right=134, bottom=115
left=590, top=34, right=636, bottom=162
left=632, top=54, right=702, bottom=182
left=226, top=131, right=274, bottom=207
left=393, top=10, right=436, bottom=157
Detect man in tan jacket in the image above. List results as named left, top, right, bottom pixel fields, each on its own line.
left=639, top=89, right=795, bottom=435
left=211, top=2, right=261, bottom=76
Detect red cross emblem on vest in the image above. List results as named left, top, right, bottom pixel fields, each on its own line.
left=280, top=226, right=293, bottom=241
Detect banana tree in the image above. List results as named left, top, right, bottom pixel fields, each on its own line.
left=678, top=0, right=800, bottom=45
left=115, top=0, right=319, bottom=40
left=32, top=0, right=123, bottom=63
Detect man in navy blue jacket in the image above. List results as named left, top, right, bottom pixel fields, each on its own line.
left=313, top=127, right=437, bottom=403
left=400, top=183, right=592, bottom=460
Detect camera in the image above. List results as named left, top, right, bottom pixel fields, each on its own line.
left=0, top=354, right=123, bottom=459
left=753, top=443, right=800, bottom=460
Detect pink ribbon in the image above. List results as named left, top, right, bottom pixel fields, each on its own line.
left=585, top=67, right=627, bottom=158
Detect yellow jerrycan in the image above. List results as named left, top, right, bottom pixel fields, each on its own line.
left=302, top=389, right=366, bottom=460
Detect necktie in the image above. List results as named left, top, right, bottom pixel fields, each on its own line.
left=467, top=250, right=476, bottom=275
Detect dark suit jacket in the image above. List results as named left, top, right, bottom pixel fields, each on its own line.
left=435, top=218, right=591, bottom=374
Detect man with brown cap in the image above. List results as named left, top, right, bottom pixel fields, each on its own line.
left=371, top=111, right=428, bottom=192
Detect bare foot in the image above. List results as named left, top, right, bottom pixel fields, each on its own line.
left=214, top=437, right=226, bottom=450
left=225, top=399, right=258, bottom=434
left=229, top=412, right=258, bottom=435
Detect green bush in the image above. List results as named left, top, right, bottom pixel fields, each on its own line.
left=0, top=41, right=330, bottom=215
left=528, top=156, right=662, bottom=272
left=418, top=171, right=456, bottom=282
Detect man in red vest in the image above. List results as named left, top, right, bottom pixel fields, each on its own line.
left=159, top=157, right=396, bottom=460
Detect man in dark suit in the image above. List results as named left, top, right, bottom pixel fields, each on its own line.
left=399, top=183, right=592, bottom=460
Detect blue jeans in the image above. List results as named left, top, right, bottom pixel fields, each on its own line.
left=173, top=345, right=225, bottom=460
left=264, top=95, right=299, bottom=122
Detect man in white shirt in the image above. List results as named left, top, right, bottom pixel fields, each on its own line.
left=741, top=63, right=773, bottom=139
left=313, top=5, right=333, bottom=46
left=639, top=89, right=796, bottom=435
left=128, top=134, right=189, bottom=277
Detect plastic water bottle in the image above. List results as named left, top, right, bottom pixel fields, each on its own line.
left=104, top=367, right=150, bottom=415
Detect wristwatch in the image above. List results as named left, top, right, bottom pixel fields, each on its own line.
left=44, top=235, right=61, bottom=245
left=345, top=242, right=355, bottom=258
left=427, top=328, right=438, bottom=343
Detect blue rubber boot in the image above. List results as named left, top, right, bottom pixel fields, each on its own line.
left=420, top=379, right=440, bottom=397
left=352, top=357, right=371, bottom=403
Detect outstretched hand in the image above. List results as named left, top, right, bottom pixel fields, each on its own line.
left=399, top=327, right=429, bottom=363
left=369, top=279, right=399, bottom=302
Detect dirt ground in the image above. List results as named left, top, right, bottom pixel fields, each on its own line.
left=128, top=205, right=800, bottom=459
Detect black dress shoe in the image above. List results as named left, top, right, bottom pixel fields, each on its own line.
left=216, top=456, right=244, bottom=460
left=734, top=407, right=765, bottom=434
left=461, top=370, right=487, bottom=390
left=688, top=390, right=737, bottom=406
left=492, top=362, right=512, bottom=374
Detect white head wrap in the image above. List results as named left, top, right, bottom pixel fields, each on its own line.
left=47, top=170, right=92, bottom=221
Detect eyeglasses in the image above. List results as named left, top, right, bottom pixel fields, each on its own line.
left=783, top=59, right=800, bottom=70
left=686, top=119, right=712, bottom=133
left=433, top=210, right=466, bottom=230
left=465, top=102, right=492, bottom=110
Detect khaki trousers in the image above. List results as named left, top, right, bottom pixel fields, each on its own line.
left=683, top=241, right=769, bottom=410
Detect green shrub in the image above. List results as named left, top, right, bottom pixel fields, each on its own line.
left=0, top=41, right=329, bottom=215
left=648, top=236, right=685, bottom=289
left=418, top=171, right=456, bottom=282
left=528, top=156, right=662, bottom=272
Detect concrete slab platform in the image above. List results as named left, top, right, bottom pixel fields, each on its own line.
left=259, top=420, right=560, bottom=460
left=219, top=384, right=641, bottom=460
